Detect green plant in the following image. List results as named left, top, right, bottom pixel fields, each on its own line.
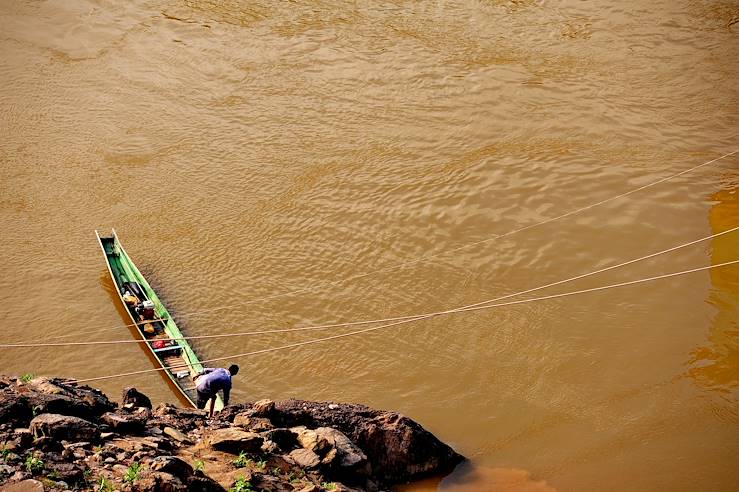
left=232, top=451, right=251, bottom=468
left=20, top=373, right=34, bottom=383
left=124, top=462, right=142, bottom=483
left=25, top=455, right=44, bottom=474
left=229, top=476, right=254, bottom=492
left=48, top=469, right=61, bottom=480
left=322, top=483, right=337, bottom=491
left=98, top=476, right=114, bottom=492
left=83, top=468, right=93, bottom=483
left=194, top=459, right=205, bottom=472
left=255, top=458, right=266, bottom=470
left=1, top=445, right=10, bottom=462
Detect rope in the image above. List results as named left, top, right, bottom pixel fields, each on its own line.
left=72, top=258, right=739, bottom=384
left=5, top=224, right=739, bottom=349
left=30, top=149, right=739, bottom=342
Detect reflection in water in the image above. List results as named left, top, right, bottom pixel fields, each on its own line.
left=397, top=462, right=556, bottom=492
left=687, top=184, right=739, bottom=395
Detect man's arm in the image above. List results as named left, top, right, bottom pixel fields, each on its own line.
left=222, top=387, right=230, bottom=406
left=192, top=367, right=216, bottom=381
left=208, top=397, right=216, bottom=418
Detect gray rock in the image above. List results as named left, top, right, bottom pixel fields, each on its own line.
left=207, top=428, right=263, bottom=454
left=122, top=387, right=152, bottom=409
left=29, top=413, right=99, bottom=442
left=101, top=412, right=147, bottom=434
left=163, top=426, right=191, bottom=444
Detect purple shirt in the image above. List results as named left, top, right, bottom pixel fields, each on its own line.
left=196, top=368, right=232, bottom=402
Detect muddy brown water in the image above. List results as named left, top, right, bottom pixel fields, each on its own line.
left=1, top=1, right=738, bottom=490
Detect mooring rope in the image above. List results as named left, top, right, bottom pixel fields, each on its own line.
left=29, top=149, right=739, bottom=343
left=4, top=224, right=738, bottom=349
left=71, top=258, right=739, bottom=384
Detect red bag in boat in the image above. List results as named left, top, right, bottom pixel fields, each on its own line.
left=152, top=340, right=167, bottom=349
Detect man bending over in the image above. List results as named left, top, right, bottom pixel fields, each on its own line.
left=192, top=364, right=239, bottom=417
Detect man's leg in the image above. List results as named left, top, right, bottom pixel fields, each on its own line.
left=196, top=390, right=212, bottom=410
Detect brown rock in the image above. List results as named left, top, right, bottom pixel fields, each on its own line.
left=29, top=413, right=99, bottom=442
left=288, top=448, right=321, bottom=469
left=207, top=428, right=263, bottom=454
left=150, top=456, right=193, bottom=481
left=250, top=473, right=294, bottom=492
left=133, top=471, right=187, bottom=492
left=253, top=399, right=275, bottom=417
left=162, top=427, right=191, bottom=444
left=292, top=427, right=331, bottom=455
left=233, top=414, right=273, bottom=432
left=187, top=472, right=227, bottom=492
left=0, top=479, right=44, bottom=492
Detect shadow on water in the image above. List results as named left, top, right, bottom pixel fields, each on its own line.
left=396, top=461, right=556, bottom=492
left=98, top=270, right=194, bottom=408
left=686, top=184, right=739, bottom=396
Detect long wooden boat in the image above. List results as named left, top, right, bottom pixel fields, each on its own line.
left=95, top=229, right=223, bottom=411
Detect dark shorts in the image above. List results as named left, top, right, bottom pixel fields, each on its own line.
left=196, top=389, right=214, bottom=409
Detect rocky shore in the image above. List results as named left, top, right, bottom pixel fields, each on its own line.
left=0, top=376, right=463, bottom=491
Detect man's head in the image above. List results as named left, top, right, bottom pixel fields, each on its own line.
left=228, top=364, right=240, bottom=376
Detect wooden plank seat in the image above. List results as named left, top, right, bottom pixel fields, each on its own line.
left=152, top=344, right=183, bottom=355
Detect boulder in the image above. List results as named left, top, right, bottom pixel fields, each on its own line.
left=163, top=426, right=192, bottom=444
left=292, top=427, right=331, bottom=455
left=150, top=456, right=193, bottom=481
left=133, top=471, right=188, bottom=492
left=288, top=448, right=321, bottom=469
left=262, top=428, right=298, bottom=451
left=29, top=413, right=99, bottom=442
left=101, top=412, right=147, bottom=434
left=48, top=462, right=85, bottom=484
left=187, top=473, right=227, bottom=492
left=122, top=387, right=152, bottom=409
left=0, top=479, right=44, bottom=492
left=250, top=473, right=294, bottom=492
left=233, top=414, right=273, bottom=432
left=253, top=399, right=275, bottom=417
left=273, top=400, right=464, bottom=483
left=207, top=428, right=264, bottom=454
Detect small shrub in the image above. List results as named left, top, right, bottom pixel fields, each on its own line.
left=98, top=476, right=114, bottom=492
left=124, top=462, right=142, bottom=483
left=25, top=455, right=44, bottom=474
left=1, top=445, right=11, bottom=462
left=48, top=469, right=61, bottom=480
left=194, top=459, right=205, bottom=472
left=255, top=458, right=266, bottom=470
left=322, top=483, right=337, bottom=491
left=20, top=373, right=34, bottom=383
left=230, top=476, right=254, bottom=492
left=232, top=451, right=251, bottom=468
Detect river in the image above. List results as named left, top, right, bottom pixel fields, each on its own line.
left=1, top=0, right=738, bottom=490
